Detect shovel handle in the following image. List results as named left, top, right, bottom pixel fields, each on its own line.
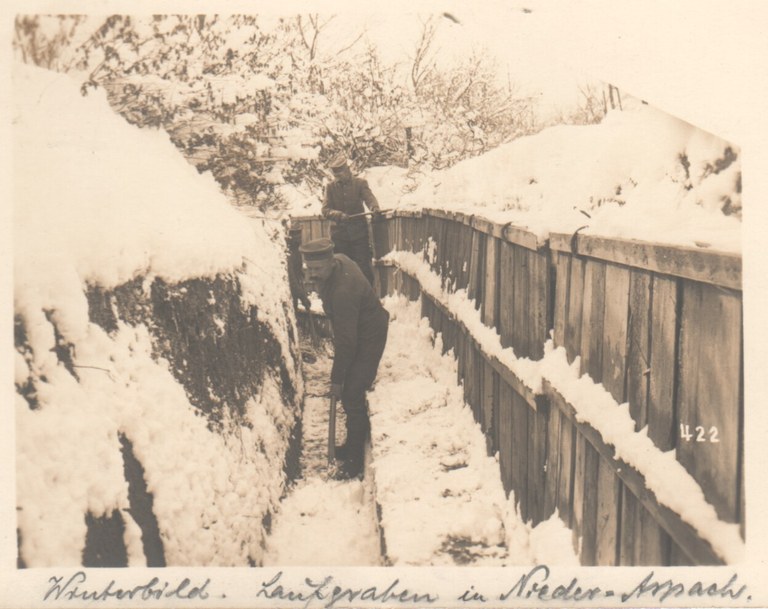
left=328, top=395, right=337, bottom=465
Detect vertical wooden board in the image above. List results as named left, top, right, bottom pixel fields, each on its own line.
left=498, top=242, right=515, bottom=349
left=513, top=247, right=530, bottom=358
left=527, top=406, right=547, bottom=525
left=637, top=503, right=671, bottom=565
left=456, top=328, right=466, bottom=388
left=300, top=221, right=312, bottom=245
left=579, top=441, right=600, bottom=566
left=564, top=257, right=585, bottom=364
left=528, top=251, right=550, bottom=360
left=677, top=281, right=742, bottom=523
left=483, top=236, right=500, bottom=328
left=558, top=417, right=576, bottom=530
left=460, top=223, right=471, bottom=290
left=443, top=312, right=457, bottom=356
left=669, top=542, right=695, bottom=566
left=512, top=392, right=530, bottom=521
left=468, top=342, right=481, bottom=423
left=595, top=457, right=621, bottom=566
left=312, top=219, right=324, bottom=241
left=543, top=404, right=562, bottom=519
left=498, top=381, right=514, bottom=495
left=601, top=263, right=631, bottom=403
left=580, top=260, right=606, bottom=382
left=482, top=361, right=497, bottom=446
left=553, top=252, right=570, bottom=349
left=626, top=270, right=652, bottom=430
left=468, top=230, right=485, bottom=308
left=648, top=275, right=678, bottom=451
left=619, top=485, right=639, bottom=565
left=570, top=430, right=586, bottom=551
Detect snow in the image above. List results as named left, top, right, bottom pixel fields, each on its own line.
left=368, top=100, right=740, bottom=253
left=13, top=62, right=300, bottom=566
left=263, top=346, right=381, bottom=566
left=368, top=295, right=579, bottom=566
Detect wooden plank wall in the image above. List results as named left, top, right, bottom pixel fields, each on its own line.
left=290, top=213, right=743, bottom=567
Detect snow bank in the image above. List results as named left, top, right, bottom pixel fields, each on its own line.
left=368, top=100, right=741, bottom=253
left=13, top=63, right=300, bottom=566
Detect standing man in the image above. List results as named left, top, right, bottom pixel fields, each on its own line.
left=299, top=238, right=390, bottom=479
left=321, top=153, right=381, bottom=286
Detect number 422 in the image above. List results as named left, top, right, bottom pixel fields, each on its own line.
left=680, top=424, right=719, bottom=443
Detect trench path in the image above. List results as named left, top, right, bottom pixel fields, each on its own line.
left=262, top=339, right=382, bottom=566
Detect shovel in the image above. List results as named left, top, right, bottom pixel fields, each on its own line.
left=328, top=395, right=337, bottom=467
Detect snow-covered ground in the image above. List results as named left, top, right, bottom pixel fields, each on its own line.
left=371, top=296, right=578, bottom=566
left=263, top=344, right=381, bottom=566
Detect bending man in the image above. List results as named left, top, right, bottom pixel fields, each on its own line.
left=321, top=153, right=381, bottom=286
left=299, top=238, right=390, bottom=479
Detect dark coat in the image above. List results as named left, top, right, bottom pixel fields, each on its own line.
left=319, top=254, right=389, bottom=385
left=322, top=177, right=380, bottom=241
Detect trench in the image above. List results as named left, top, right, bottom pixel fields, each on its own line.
left=262, top=324, right=383, bottom=566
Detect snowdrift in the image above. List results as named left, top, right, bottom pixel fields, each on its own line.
left=359, top=100, right=742, bottom=254
left=13, top=63, right=302, bottom=567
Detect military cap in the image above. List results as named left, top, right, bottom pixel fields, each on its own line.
left=328, top=153, right=348, bottom=170
left=299, top=238, right=334, bottom=260
left=288, top=225, right=303, bottom=237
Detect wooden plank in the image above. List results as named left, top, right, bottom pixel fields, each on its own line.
left=619, top=486, right=639, bottom=565
left=543, top=404, right=562, bottom=520
left=677, top=281, right=742, bottom=523
left=498, top=242, right=515, bottom=349
left=513, top=247, right=530, bottom=357
left=601, top=263, right=631, bottom=403
left=483, top=235, right=500, bottom=328
left=502, top=222, right=542, bottom=252
left=498, top=381, right=514, bottom=495
left=579, top=260, right=606, bottom=381
left=564, top=256, right=585, bottom=364
left=553, top=252, right=570, bottom=350
left=544, top=381, right=724, bottom=565
left=468, top=229, right=484, bottom=306
left=558, top=417, right=576, bottom=531
left=528, top=250, right=549, bottom=360
left=549, top=232, right=741, bottom=290
left=468, top=340, right=481, bottom=423
left=456, top=328, right=467, bottom=388
left=570, top=430, right=585, bottom=553
left=482, top=361, right=498, bottom=450
left=638, top=501, right=672, bottom=565
left=670, top=542, right=695, bottom=566
left=512, top=392, right=530, bottom=520
left=580, top=442, right=600, bottom=566
left=595, top=458, right=621, bottom=565
left=527, top=406, right=547, bottom=525
left=647, top=275, right=678, bottom=451
left=626, top=270, right=652, bottom=430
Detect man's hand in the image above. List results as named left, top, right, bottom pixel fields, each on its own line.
left=333, top=211, right=349, bottom=222
left=300, top=295, right=311, bottom=311
left=330, top=383, right=343, bottom=400
left=371, top=209, right=383, bottom=222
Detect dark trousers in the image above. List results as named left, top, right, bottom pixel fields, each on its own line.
left=341, top=321, right=389, bottom=460
left=332, top=237, right=375, bottom=286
